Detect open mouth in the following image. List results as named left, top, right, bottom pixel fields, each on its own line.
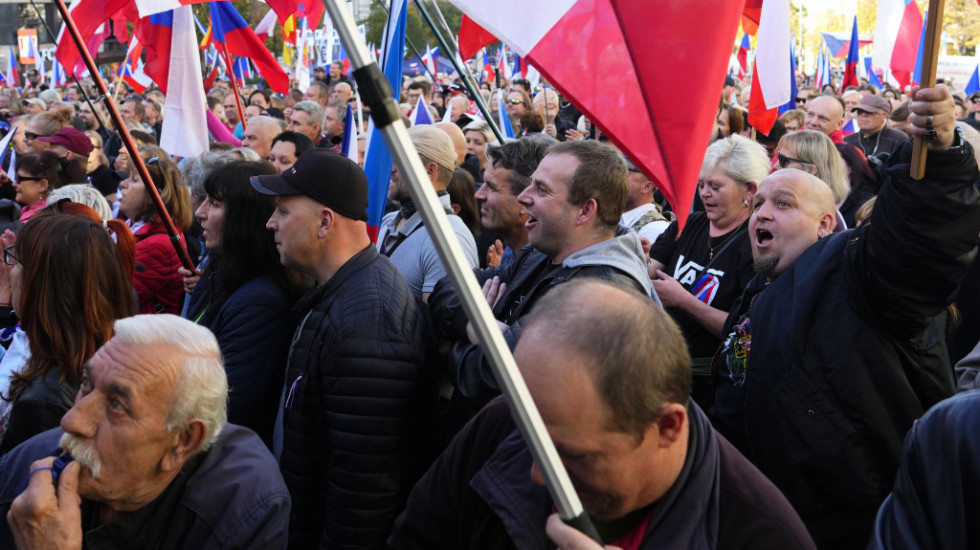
left=525, top=214, right=538, bottom=230
left=755, top=228, right=773, bottom=245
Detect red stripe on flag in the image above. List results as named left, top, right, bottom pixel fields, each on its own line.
left=458, top=15, right=497, bottom=60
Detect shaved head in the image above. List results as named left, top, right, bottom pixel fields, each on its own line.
left=435, top=122, right=467, bottom=166
left=804, top=96, right=844, bottom=136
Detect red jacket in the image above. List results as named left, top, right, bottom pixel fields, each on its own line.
left=132, top=222, right=183, bottom=314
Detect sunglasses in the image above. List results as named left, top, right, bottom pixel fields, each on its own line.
left=15, top=174, right=43, bottom=183
left=795, top=97, right=807, bottom=104
left=505, top=99, right=523, bottom=105
left=777, top=152, right=811, bottom=168
left=23, top=131, right=38, bottom=140
left=972, top=97, right=980, bottom=104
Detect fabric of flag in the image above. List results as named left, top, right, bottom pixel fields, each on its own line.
left=819, top=31, right=873, bottom=58
left=497, top=91, right=515, bottom=139
left=137, top=11, right=174, bottom=93
left=341, top=103, right=357, bottom=162
left=255, top=9, right=278, bottom=43
left=497, top=46, right=508, bottom=80
left=481, top=49, right=492, bottom=84
left=0, top=125, right=17, bottom=171
left=5, top=46, right=18, bottom=88
left=815, top=42, right=828, bottom=89
left=458, top=14, right=497, bottom=60
left=210, top=0, right=288, bottom=93
left=840, top=16, right=859, bottom=91
left=736, top=34, right=750, bottom=80
left=864, top=57, right=884, bottom=89
left=297, top=0, right=325, bottom=32
left=362, top=0, right=407, bottom=242
left=842, top=117, right=858, bottom=136
left=159, top=6, right=209, bottom=158
left=232, top=56, right=250, bottom=87
left=123, top=59, right=153, bottom=94
left=410, top=101, right=434, bottom=126
left=778, top=42, right=797, bottom=114
left=450, top=0, right=742, bottom=231
left=511, top=52, right=526, bottom=78
left=55, top=0, right=133, bottom=77
left=965, top=65, right=980, bottom=96
left=873, top=0, right=923, bottom=90
left=748, top=0, right=791, bottom=136
left=912, top=11, right=927, bottom=86
left=742, top=0, right=762, bottom=36
left=137, top=0, right=300, bottom=22
left=422, top=42, right=438, bottom=77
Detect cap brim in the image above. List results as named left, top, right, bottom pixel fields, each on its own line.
left=250, top=174, right=303, bottom=196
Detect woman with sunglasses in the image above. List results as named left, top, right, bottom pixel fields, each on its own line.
left=13, top=151, right=66, bottom=222
left=647, top=135, right=769, bottom=407
left=0, top=209, right=135, bottom=457
left=183, top=161, right=302, bottom=446
left=463, top=120, right=498, bottom=181
left=775, top=130, right=851, bottom=230
left=118, top=146, right=193, bottom=314
left=23, top=112, right=67, bottom=154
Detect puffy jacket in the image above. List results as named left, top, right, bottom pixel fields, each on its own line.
left=710, top=139, right=980, bottom=549
left=0, top=368, right=76, bottom=457
left=185, top=273, right=294, bottom=447
left=133, top=222, right=184, bottom=314
left=278, top=246, right=436, bottom=549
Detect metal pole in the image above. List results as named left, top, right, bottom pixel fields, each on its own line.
left=320, top=0, right=600, bottom=543
left=411, top=0, right=505, bottom=143
left=52, top=0, right=194, bottom=271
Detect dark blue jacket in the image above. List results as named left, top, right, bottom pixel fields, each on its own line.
left=185, top=274, right=294, bottom=447
left=0, top=424, right=290, bottom=549
left=710, top=139, right=979, bottom=549
left=868, top=391, right=980, bottom=550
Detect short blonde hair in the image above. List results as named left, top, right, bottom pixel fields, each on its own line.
left=778, top=130, right=850, bottom=204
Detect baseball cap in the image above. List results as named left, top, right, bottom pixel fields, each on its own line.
left=851, top=95, right=891, bottom=115
left=25, top=98, right=46, bottom=110
left=250, top=148, right=368, bottom=221
left=409, top=125, right=456, bottom=172
left=39, top=127, right=94, bottom=156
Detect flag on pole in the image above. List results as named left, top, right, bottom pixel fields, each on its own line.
left=912, top=11, right=927, bottom=86
left=481, top=49, right=492, bottom=84
left=137, top=11, right=175, bottom=93
left=864, top=57, right=884, bottom=89
left=748, top=0, right=791, bottom=136
left=458, top=14, right=497, bottom=60
left=55, top=0, right=133, bottom=77
left=778, top=41, right=797, bottom=114
left=873, top=0, right=923, bottom=90
left=255, top=9, right=278, bottom=42
left=965, top=65, right=980, bottom=96
left=137, top=0, right=300, bottom=22
left=210, top=0, right=288, bottom=93
left=410, top=101, right=434, bottom=126
left=815, top=41, right=830, bottom=89
left=362, top=0, right=407, bottom=242
left=340, top=103, right=357, bottom=162
left=5, top=46, right=18, bottom=88
left=0, top=125, right=18, bottom=171
left=159, top=5, right=209, bottom=158
left=497, top=91, right=515, bottom=139
left=422, top=42, right=438, bottom=77
left=842, top=117, right=858, bottom=136
left=122, top=59, right=153, bottom=94
left=736, top=33, right=750, bottom=80
left=840, top=16, right=859, bottom=91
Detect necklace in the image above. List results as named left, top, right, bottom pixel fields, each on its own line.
left=707, top=218, right=748, bottom=260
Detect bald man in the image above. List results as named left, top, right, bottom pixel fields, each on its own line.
left=803, top=95, right=845, bottom=143
left=241, top=115, right=285, bottom=159
left=710, top=85, right=980, bottom=550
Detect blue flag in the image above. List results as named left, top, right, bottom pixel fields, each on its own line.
left=341, top=103, right=357, bottom=162
left=497, top=93, right=515, bottom=139
left=965, top=65, right=980, bottom=96
left=362, top=0, right=407, bottom=241
left=778, top=42, right=798, bottom=115
left=913, top=11, right=927, bottom=85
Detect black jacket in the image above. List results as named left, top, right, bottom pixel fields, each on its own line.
left=278, top=246, right=435, bottom=550
left=710, top=138, right=980, bottom=549
left=0, top=368, right=77, bottom=458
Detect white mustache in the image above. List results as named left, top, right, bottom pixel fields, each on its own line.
left=59, top=432, right=102, bottom=479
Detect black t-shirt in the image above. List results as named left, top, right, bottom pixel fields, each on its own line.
left=649, top=212, right=755, bottom=360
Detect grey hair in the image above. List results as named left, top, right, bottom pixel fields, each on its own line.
left=291, top=100, right=325, bottom=127
left=463, top=119, right=498, bottom=145
left=700, top=134, right=771, bottom=189
left=327, top=100, right=347, bottom=124
left=181, top=150, right=236, bottom=201
left=47, top=184, right=112, bottom=220
left=485, top=135, right=556, bottom=194
left=231, top=147, right=264, bottom=161
left=111, top=314, right=228, bottom=451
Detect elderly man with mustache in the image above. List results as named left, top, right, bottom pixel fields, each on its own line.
left=0, top=315, right=290, bottom=550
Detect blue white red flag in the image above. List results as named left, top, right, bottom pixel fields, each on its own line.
left=748, top=0, right=790, bottom=136
left=842, top=117, right=858, bottom=136
left=497, top=91, right=515, bottom=139
left=840, top=16, right=860, bottom=91
left=341, top=103, right=358, bottom=163
left=736, top=33, right=750, bottom=79
left=410, top=101, right=434, bottom=126
left=912, top=11, right=927, bottom=86
left=5, top=46, right=18, bottom=88
left=56, top=0, right=135, bottom=78
left=965, top=65, right=980, bottom=96
left=210, top=0, right=288, bottom=92
left=362, top=0, right=407, bottom=242
left=159, top=5, right=209, bottom=158
left=874, top=0, right=923, bottom=90
left=778, top=41, right=797, bottom=114
left=137, top=0, right=299, bottom=24
left=137, top=10, right=174, bottom=92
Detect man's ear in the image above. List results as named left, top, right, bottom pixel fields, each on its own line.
left=161, top=420, right=207, bottom=472
left=817, top=211, right=836, bottom=238
left=317, top=207, right=334, bottom=238
left=577, top=198, right=598, bottom=226
left=653, top=403, right=687, bottom=447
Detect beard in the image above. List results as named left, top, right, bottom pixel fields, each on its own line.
left=753, top=255, right=779, bottom=279
left=60, top=432, right=102, bottom=479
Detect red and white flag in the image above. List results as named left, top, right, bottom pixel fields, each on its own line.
left=747, top=0, right=791, bottom=136
left=449, top=0, right=743, bottom=229
left=873, top=0, right=923, bottom=90
left=159, top=6, right=209, bottom=158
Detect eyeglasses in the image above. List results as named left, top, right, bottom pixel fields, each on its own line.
left=795, top=97, right=807, bottom=104
left=15, top=175, right=43, bottom=183
left=4, top=246, right=18, bottom=266
left=506, top=99, right=523, bottom=105
left=777, top=152, right=811, bottom=168
left=23, top=131, right=38, bottom=140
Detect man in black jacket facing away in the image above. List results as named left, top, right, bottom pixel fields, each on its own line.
left=252, top=149, right=433, bottom=549
left=709, top=85, right=980, bottom=550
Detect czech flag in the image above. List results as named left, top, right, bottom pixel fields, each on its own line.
left=748, top=0, right=791, bottom=136
left=873, top=0, right=923, bottom=90
left=458, top=14, right=496, bottom=60
left=158, top=6, right=209, bottom=158
left=409, top=101, right=434, bottom=126
left=736, top=33, right=750, bottom=80
left=5, top=46, right=18, bottom=88
left=912, top=11, right=928, bottom=86
left=55, top=0, right=134, bottom=78
left=497, top=91, right=515, bottom=139
left=362, top=0, right=407, bottom=242
left=842, top=117, right=858, bottom=136
left=137, top=0, right=299, bottom=24
left=210, top=0, right=288, bottom=93
left=137, top=11, right=174, bottom=93
left=340, top=103, right=358, bottom=163
left=965, top=65, right=980, bottom=97
left=840, top=16, right=859, bottom=91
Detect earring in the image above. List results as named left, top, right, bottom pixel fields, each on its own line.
left=743, top=199, right=749, bottom=207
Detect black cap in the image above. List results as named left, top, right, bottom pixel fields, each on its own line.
left=724, top=75, right=737, bottom=87
left=250, top=149, right=369, bottom=221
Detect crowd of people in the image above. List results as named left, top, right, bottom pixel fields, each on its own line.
left=0, top=58, right=976, bottom=550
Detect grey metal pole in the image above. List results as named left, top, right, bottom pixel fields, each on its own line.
left=320, top=0, right=600, bottom=542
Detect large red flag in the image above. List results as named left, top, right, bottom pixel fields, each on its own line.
left=458, top=15, right=497, bottom=60
left=449, top=0, right=742, bottom=231
left=55, top=0, right=132, bottom=77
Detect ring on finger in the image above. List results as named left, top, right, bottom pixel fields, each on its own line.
left=925, top=115, right=934, bottom=131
